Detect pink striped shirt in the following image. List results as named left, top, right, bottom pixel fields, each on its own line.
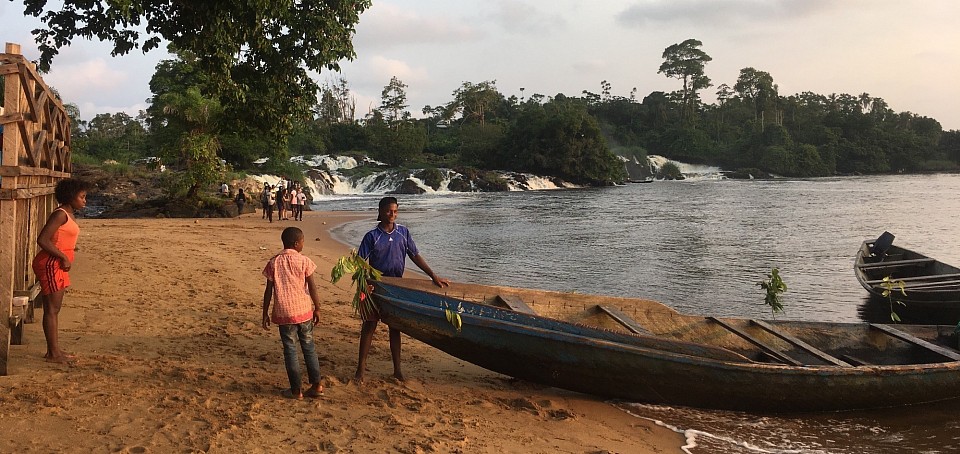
left=263, top=249, right=318, bottom=324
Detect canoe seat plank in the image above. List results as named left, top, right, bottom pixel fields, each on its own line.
left=596, top=305, right=651, bottom=335
left=870, top=324, right=960, bottom=361
left=750, top=320, right=851, bottom=367
left=898, top=279, right=960, bottom=290
left=707, top=317, right=804, bottom=366
left=494, top=295, right=537, bottom=315
left=865, top=273, right=960, bottom=285
left=857, top=258, right=935, bottom=269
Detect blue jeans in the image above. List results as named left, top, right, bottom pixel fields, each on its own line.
left=279, top=321, right=321, bottom=392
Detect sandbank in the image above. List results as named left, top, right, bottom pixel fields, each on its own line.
left=1, top=210, right=683, bottom=453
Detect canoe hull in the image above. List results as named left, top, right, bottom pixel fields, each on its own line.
left=855, top=239, right=960, bottom=324
left=374, top=279, right=960, bottom=413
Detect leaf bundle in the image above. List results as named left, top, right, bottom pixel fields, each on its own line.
left=331, top=250, right=383, bottom=320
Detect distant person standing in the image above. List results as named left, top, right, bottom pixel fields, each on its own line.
left=296, top=187, right=307, bottom=221
left=261, top=185, right=271, bottom=219
left=220, top=182, right=230, bottom=197
left=267, top=187, right=276, bottom=222
left=354, top=196, right=450, bottom=383
left=290, top=188, right=301, bottom=221
left=235, top=188, right=247, bottom=215
left=33, top=178, right=93, bottom=363
left=276, top=186, right=287, bottom=221
left=261, top=227, right=324, bottom=399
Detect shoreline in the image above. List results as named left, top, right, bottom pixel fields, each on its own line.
left=1, top=210, right=684, bottom=453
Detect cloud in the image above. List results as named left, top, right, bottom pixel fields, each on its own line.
left=486, top=1, right=568, bottom=34
left=367, top=56, right=429, bottom=85
left=571, top=59, right=607, bottom=73
left=616, top=0, right=833, bottom=27
left=353, top=4, right=482, bottom=50
left=44, top=59, right=129, bottom=94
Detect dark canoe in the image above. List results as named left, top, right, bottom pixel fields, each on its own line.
left=372, top=277, right=960, bottom=413
left=855, top=235, right=960, bottom=324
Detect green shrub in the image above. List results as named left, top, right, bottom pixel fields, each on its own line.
left=416, top=168, right=445, bottom=190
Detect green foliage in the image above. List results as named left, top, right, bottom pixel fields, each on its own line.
left=24, top=0, right=371, bottom=144
left=442, top=301, right=463, bottom=333
left=879, top=276, right=907, bottom=323
left=458, top=123, right=504, bottom=167
left=659, top=39, right=712, bottom=122
left=503, top=95, right=625, bottom=185
left=331, top=250, right=382, bottom=320
left=70, top=152, right=101, bottom=166
left=658, top=162, right=683, bottom=180
left=757, top=268, right=787, bottom=316
left=260, top=157, right=304, bottom=182
left=368, top=123, right=427, bottom=167
left=416, top=168, right=445, bottom=191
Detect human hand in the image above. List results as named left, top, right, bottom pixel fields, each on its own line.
left=262, top=314, right=271, bottom=330
left=312, top=309, right=321, bottom=324
left=432, top=276, right=450, bottom=288
left=61, top=257, right=72, bottom=271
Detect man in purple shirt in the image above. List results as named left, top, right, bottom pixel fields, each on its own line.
left=356, top=196, right=449, bottom=383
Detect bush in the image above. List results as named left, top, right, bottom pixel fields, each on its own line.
left=416, top=168, right=445, bottom=190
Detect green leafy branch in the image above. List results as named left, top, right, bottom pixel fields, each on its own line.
left=757, top=268, right=787, bottom=316
left=331, top=250, right=382, bottom=320
left=879, top=276, right=907, bottom=323
left=442, top=300, right=463, bottom=333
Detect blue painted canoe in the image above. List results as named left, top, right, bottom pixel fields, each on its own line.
left=373, top=277, right=960, bottom=412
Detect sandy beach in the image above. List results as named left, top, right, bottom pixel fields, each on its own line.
left=1, top=210, right=682, bottom=453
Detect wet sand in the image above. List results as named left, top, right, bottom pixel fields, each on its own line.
left=1, top=211, right=682, bottom=453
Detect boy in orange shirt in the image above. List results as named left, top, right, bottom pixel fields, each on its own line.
left=262, top=227, right=324, bottom=399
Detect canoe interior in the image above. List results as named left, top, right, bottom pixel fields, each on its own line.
left=378, top=277, right=960, bottom=368
left=855, top=239, right=960, bottom=324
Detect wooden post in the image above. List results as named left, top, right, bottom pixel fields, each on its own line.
left=1, top=42, right=24, bottom=375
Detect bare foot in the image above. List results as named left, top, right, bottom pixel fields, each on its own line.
left=393, top=372, right=406, bottom=382
left=44, top=354, right=76, bottom=364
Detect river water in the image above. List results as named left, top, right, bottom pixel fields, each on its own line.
left=323, top=173, right=960, bottom=453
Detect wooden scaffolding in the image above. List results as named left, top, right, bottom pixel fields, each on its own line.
left=1, top=42, right=72, bottom=375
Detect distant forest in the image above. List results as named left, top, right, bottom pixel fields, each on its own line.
left=50, top=38, right=960, bottom=189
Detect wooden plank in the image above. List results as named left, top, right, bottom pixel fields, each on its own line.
left=596, top=305, right=651, bottom=335
left=0, top=185, right=57, bottom=201
left=707, top=317, right=804, bottom=366
left=865, top=273, right=960, bottom=285
left=857, top=258, right=935, bottom=269
left=900, top=279, right=960, bottom=289
left=870, top=324, right=960, bottom=362
left=494, top=295, right=537, bottom=315
left=750, top=319, right=850, bottom=366
left=0, top=165, right=70, bottom=178
left=0, top=112, right=25, bottom=125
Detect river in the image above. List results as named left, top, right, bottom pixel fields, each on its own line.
left=323, top=173, right=960, bottom=453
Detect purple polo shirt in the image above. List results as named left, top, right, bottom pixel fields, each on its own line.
left=358, top=223, right=419, bottom=277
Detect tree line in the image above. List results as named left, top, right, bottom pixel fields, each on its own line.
left=33, top=21, right=957, bottom=195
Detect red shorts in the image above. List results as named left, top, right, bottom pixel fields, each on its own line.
left=33, top=253, right=70, bottom=295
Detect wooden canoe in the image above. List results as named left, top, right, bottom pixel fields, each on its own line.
left=372, top=277, right=960, bottom=413
left=855, top=234, right=960, bottom=324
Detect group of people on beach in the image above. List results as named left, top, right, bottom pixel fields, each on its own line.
left=259, top=179, right=307, bottom=223
left=35, top=178, right=448, bottom=399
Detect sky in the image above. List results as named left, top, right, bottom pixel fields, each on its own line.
left=2, top=0, right=959, bottom=130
